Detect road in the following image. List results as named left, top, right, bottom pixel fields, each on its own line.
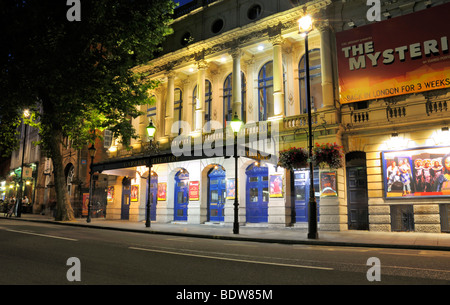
left=1, top=219, right=449, bottom=289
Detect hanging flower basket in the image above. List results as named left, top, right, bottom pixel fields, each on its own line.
left=278, top=147, right=309, bottom=170
left=312, top=142, right=344, bottom=169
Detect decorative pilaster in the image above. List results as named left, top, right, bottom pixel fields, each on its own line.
left=230, top=47, right=242, bottom=119
left=318, top=23, right=335, bottom=109
left=195, top=60, right=208, bottom=131
left=269, top=33, right=285, bottom=117
left=165, top=71, right=175, bottom=136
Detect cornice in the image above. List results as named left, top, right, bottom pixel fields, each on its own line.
left=134, top=0, right=331, bottom=78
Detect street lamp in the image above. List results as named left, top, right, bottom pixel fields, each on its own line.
left=230, top=112, right=243, bottom=234
left=298, top=15, right=318, bottom=239
left=87, top=143, right=96, bottom=223
left=145, top=119, right=156, bottom=227
left=146, top=119, right=157, bottom=138
left=17, top=109, right=30, bottom=218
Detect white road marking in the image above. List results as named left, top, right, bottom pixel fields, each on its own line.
left=5, top=229, right=78, bottom=241
left=129, top=246, right=334, bottom=270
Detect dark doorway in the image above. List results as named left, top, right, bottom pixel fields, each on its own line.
left=346, top=152, right=369, bottom=230
left=121, top=177, right=131, bottom=220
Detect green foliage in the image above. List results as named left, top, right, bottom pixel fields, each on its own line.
left=0, top=0, right=175, bottom=152
left=0, top=110, right=21, bottom=157
left=278, top=147, right=309, bottom=170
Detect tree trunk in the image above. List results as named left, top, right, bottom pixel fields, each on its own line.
left=48, top=130, right=75, bottom=221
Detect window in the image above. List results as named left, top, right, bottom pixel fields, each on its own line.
left=174, top=88, right=183, bottom=134
left=298, top=49, right=322, bottom=114
left=211, top=18, right=224, bottom=34
left=193, top=80, right=212, bottom=131
left=147, top=95, right=157, bottom=120
left=181, top=31, right=193, bottom=47
left=247, top=4, right=262, bottom=20
left=66, top=164, right=75, bottom=197
left=258, top=61, right=274, bottom=121
left=103, top=130, right=112, bottom=148
left=223, top=72, right=246, bottom=126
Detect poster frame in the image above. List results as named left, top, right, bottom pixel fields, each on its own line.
left=382, top=145, right=450, bottom=199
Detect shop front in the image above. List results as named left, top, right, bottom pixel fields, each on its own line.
left=337, top=2, right=450, bottom=233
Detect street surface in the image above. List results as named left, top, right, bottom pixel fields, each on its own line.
left=1, top=219, right=449, bottom=289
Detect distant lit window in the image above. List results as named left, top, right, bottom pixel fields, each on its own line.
left=103, top=130, right=112, bottom=148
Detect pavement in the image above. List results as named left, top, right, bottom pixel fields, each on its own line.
left=2, top=213, right=450, bottom=251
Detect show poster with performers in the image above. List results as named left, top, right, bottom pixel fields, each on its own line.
left=320, top=171, right=337, bottom=197
left=82, top=193, right=89, bottom=216
left=226, top=179, right=235, bottom=199
left=157, top=182, right=166, bottom=201
left=269, top=175, right=283, bottom=198
left=131, top=185, right=139, bottom=201
left=107, top=186, right=114, bottom=202
left=382, top=146, right=450, bottom=198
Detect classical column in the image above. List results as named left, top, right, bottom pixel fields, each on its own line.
left=270, top=33, right=285, bottom=118
left=230, top=47, right=242, bottom=119
left=165, top=71, right=175, bottom=136
left=319, top=24, right=335, bottom=109
left=195, top=60, right=207, bottom=131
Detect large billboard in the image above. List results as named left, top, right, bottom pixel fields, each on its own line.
left=336, top=3, right=450, bottom=104
left=382, top=146, right=450, bottom=198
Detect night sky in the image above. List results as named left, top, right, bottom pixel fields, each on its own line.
left=176, top=0, right=194, bottom=7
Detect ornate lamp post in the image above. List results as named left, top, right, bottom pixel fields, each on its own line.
left=298, top=15, right=318, bottom=239
left=230, top=112, right=243, bottom=234
left=145, top=119, right=156, bottom=227
left=87, top=144, right=96, bottom=223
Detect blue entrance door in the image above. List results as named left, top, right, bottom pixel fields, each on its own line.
left=246, top=164, right=269, bottom=223
left=121, top=178, right=131, bottom=220
left=146, top=173, right=158, bottom=221
left=293, top=170, right=320, bottom=223
left=208, top=167, right=226, bottom=222
left=174, top=170, right=189, bottom=221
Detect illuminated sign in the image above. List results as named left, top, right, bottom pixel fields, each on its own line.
left=336, top=3, right=450, bottom=104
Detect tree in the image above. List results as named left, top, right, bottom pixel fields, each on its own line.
left=0, top=0, right=175, bottom=220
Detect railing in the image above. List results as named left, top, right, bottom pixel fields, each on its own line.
left=386, top=105, right=406, bottom=121
left=108, top=120, right=278, bottom=160
left=283, top=113, right=318, bottom=130
left=426, top=99, right=448, bottom=115
left=352, top=110, right=369, bottom=123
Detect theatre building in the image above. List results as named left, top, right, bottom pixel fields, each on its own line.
left=91, top=0, right=450, bottom=233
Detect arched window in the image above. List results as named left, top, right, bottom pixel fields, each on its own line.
left=65, top=164, right=75, bottom=197
left=147, top=94, right=157, bottom=125
left=298, top=49, right=322, bottom=114
left=193, top=80, right=212, bottom=131
left=174, top=88, right=183, bottom=134
left=147, top=95, right=157, bottom=118
left=223, top=72, right=246, bottom=126
left=258, top=61, right=273, bottom=121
